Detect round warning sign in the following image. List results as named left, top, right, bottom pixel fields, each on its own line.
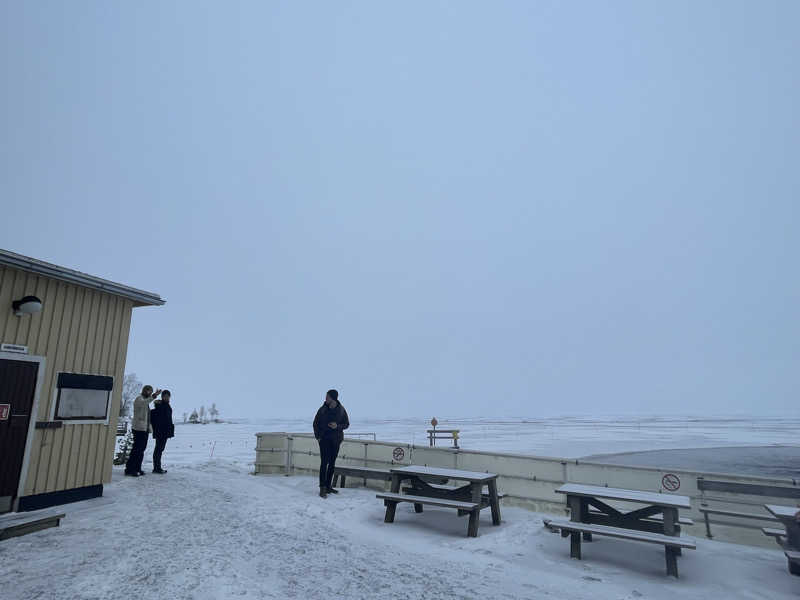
left=662, top=473, right=681, bottom=491
left=393, top=447, right=405, bottom=461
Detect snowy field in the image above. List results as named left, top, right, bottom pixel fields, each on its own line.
left=2, top=448, right=798, bottom=599
left=159, top=415, right=800, bottom=477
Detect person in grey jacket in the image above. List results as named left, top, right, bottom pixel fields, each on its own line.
left=125, top=385, right=161, bottom=477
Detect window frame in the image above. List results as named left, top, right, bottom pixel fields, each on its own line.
left=50, top=372, right=114, bottom=425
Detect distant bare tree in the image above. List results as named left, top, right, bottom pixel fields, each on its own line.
left=209, top=403, right=219, bottom=422
left=183, top=412, right=188, bottom=423
left=199, top=405, right=206, bottom=423
left=120, top=373, right=142, bottom=419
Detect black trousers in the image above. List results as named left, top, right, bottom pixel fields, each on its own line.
left=126, top=430, right=149, bottom=474
left=318, top=438, right=341, bottom=489
left=153, top=437, right=168, bottom=471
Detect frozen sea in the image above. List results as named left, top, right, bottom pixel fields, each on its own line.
left=168, top=415, right=800, bottom=479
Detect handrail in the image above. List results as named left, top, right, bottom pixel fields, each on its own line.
left=345, top=432, right=377, bottom=441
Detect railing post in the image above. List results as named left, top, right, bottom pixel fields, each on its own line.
left=285, top=435, right=293, bottom=476
left=363, top=442, right=368, bottom=487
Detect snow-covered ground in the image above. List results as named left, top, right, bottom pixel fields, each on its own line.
left=2, top=422, right=799, bottom=600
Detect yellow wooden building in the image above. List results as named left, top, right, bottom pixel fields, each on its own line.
left=0, top=249, right=164, bottom=512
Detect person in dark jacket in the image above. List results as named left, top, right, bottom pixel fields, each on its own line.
left=313, top=389, right=349, bottom=498
left=150, top=389, right=175, bottom=474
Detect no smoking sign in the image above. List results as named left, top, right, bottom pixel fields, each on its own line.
left=392, top=447, right=405, bottom=462
left=662, top=473, right=681, bottom=491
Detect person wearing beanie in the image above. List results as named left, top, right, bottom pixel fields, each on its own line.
left=150, top=390, right=175, bottom=474
left=312, top=389, right=350, bottom=498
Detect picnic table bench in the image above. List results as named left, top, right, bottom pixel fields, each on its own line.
left=0, top=509, right=65, bottom=541
left=378, top=465, right=502, bottom=537
left=545, top=483, right=694, bottom=577
left=764, top=504, right=800, bottom=575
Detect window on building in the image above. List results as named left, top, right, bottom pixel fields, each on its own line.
left=54, top=373, right=113, bottom=421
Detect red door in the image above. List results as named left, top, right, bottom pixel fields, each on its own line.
left=0, top=359, right=39, bottom=512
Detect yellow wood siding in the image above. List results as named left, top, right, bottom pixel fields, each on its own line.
left=0, top=265, right=134, bottom=496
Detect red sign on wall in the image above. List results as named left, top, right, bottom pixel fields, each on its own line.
left=0, top=404, right=9, bottom=420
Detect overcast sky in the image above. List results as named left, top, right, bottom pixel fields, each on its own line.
left=2, top=2, right=798, bottom=419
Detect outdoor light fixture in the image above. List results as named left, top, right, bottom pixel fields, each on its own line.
left=12, top=295, right=43, bottom=316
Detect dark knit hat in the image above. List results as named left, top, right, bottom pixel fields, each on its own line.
left=326, top=389, right=339, bottom=402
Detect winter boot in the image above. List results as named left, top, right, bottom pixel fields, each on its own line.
left=326, top=487, right=339, bottom=494
left=319, top=486, right=328, bottom=498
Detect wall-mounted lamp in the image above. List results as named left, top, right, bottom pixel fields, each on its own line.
left=12, top=295, right=43, bottom=317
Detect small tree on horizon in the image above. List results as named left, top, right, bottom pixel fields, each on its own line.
left=120, top=373, right=142, bottom=419
left=199, top=406, right=206, bottom=424
left=209, top=403, right=219, bottom=422
left=189, top=409, right=199, bottom=424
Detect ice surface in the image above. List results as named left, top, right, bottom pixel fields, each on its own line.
left=163, top=415, right=800, bottom=476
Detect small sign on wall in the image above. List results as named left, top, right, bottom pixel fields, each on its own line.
left=1, top=343, right=29, bottom=354
left=0, top=404, right=10, bottom=420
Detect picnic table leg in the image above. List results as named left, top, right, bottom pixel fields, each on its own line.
left=567, top=495, right=582, bottom=558
left=580, top=499, right=592, bottom=541
left=570, top=531, right=582, bottom=559
left=788, top=557, right=800, bottom=576
left=663, top=507, right=680, bottom=576
left=414, top=503, right=424, bottom=513
left=488, top=479, right=502, bottom=525
left=568, top=495, right=589, bottom=541
left=467, top=482, right=482, bottom=537
left=665, top=546, right=679, bottom=578
left=663, top=507, right=681, bottom=556
left=384, top=474, right=401, bottom=523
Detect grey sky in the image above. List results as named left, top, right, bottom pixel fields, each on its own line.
left=2, top=2, right=798, bottom=419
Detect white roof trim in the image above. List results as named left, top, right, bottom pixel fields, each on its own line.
left=0, top=249, right=165, bottom=307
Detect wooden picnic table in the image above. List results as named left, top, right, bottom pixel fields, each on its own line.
left=765, top=504, right=800, bottom=575
left=379, top=465, right=502, bottom=537
left=555, top=483, right=693, bottom=577
left=557, top=483, right=690, bottom=534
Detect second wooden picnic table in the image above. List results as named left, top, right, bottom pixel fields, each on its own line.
left=557, top=483, right=691, bottom=536
left=555, top=483, right=692, bottom=576
left=764, top=504, right=800, bottom=575
left=378, top=465, right=502, bottom=537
